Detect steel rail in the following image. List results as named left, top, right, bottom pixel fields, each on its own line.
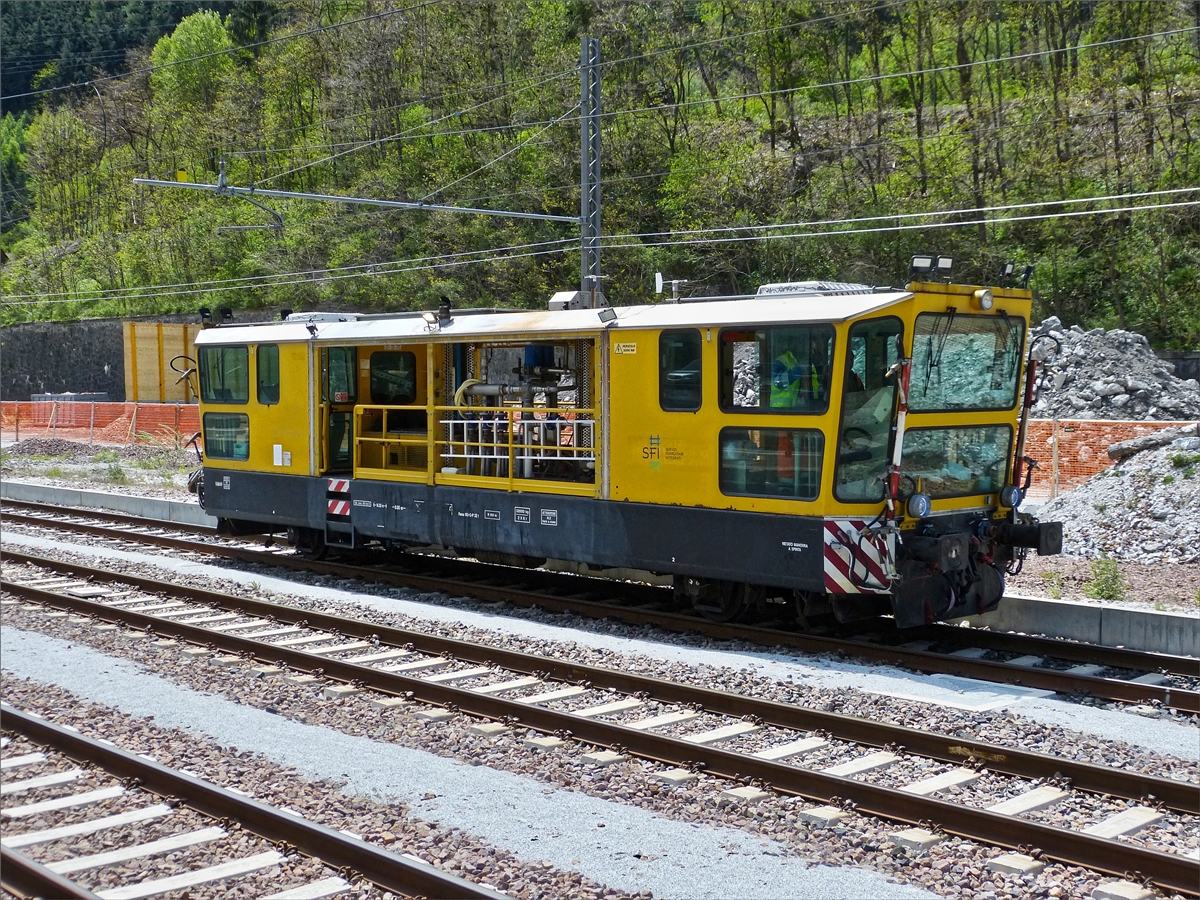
left=5, top=498, right=1195, bottom=678
left=0, top=704, right=506, bottom=900
left=4, top=581, right=1196, bottom=895
left=2, top=556, right=1193, bottom=811
left=3, top=508, right=1197, bottom=713
left=0, top=846, right=101, bottom=900
left=0, top=498, right=218, bottom=536
left=7, top=499, right=1196, bottom=678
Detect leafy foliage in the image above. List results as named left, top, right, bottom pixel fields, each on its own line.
left=2, top=1, right=1199, bottom=348
left=1084, top=555, right=1126, bottom=602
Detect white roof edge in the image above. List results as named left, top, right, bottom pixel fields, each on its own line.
left=194, top=291, right=913, bottom=345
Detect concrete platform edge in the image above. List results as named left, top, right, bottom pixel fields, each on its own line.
left=951, top=593, right=1199, bottom=658
left=1, top=480, right=217, bottom=528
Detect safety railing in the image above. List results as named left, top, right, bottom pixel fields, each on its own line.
left=352, top=402, right=600, bottom=495
left=437, top=404, right=599, bottom=495
left=353, top=405, right=431, bottom=477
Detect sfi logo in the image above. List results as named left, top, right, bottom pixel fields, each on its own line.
left=642, top=434, right=661, bottom=471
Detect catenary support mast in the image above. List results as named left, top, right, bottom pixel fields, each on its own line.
left=580, top=36, right=602, bottom=303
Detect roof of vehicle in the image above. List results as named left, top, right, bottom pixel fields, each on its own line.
left=194, top=290, right=914, bottom=345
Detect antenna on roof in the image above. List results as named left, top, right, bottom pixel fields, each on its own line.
left=654, top=272, right=687, bottom=303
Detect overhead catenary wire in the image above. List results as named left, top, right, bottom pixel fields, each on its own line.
left=7, top=195, right=1195, bottom=308
left=601, top=186, right=1200, bottom=244
left=599, top=198, right=1200, bottom=253
left=590, top=25, right=1200, bottom=126
left=0, top=238, right=578, bottom=302
left=0, top=245, right=575, bottom=311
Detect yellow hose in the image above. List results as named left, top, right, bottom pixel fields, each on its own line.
left=454, top=378, right=484, bottom=408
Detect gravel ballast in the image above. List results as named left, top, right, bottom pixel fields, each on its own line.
left=1, top=628, right=935, bottom=900
left=5, top=529, right=1196, bottom=765
left=4, top=528, right=1195, bottom=777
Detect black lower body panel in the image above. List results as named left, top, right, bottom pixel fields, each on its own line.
left=201, top=469, right=826, bottom=592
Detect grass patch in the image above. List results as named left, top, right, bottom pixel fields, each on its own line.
left=105, top=463, right=129, bottom=485
left=92, top=450, right=120, bottom=463
left=1084, top=556, right=1126, bottom=603
left=1163, top=475, right=1175, bottom=485
left=44, top=466, right=64, bottom=478
left=1039, top=571, right=1064, bottom=599
left=1168, top=451, right=1200, bottom=468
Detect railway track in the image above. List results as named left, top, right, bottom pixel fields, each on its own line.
left=4, top=498, right=1197, bottom=714
left=3, top=550, right=1198, bottom=896
left=0, top=704, right=503, bottom=900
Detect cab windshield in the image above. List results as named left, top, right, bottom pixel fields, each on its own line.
left=910, top=312, right=1024, bottom=411
left=900, top=425, right=1013, bottom=498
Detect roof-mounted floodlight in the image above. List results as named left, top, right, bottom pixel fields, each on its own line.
left=1020, top=264, right=1035, bottom=288
left=935, top=255, right=954, bottom=279
left=279, top=308, right=293, bottom=321
left=198, top=307, right=213, bottom=325
left=421, top=310, right=439, bottom=332
left=909, top=254, right=935, bottom=277
left=597, top=307, right=618, bottom=327
left=219, top=307, right=234, bottom=324
left=999, top=261, right=1016, bottom=282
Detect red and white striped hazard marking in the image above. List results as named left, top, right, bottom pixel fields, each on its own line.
left=327, top=478, right=350, bottom=493
left=327, top=499, right=351, bottom=516
left=823, top=520, right=894, bottom=594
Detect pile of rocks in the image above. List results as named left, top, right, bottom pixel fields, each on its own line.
left=1038, top=428, right=1200, bottom=562
left=1030, top=317, right=1200, bottom=420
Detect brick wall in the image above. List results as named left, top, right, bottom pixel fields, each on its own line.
left=1024, top=418, right=1198, bottom=497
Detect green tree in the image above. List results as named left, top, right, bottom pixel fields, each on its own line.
left=149, top=10, right=235, bottom=109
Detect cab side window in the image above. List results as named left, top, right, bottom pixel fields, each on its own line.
left=257, top=344, right=280, bottom=405
left=719, top=325, right=834, bottom=413
left=719, top=427, right=823, bottom=500
left=659, top=330, right=702, bottom=411
left=198, top=346, right=249, bottom=404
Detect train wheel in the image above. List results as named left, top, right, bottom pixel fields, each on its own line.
left=292, top=527, right=329, bottom=561
left=691, top=580, right=751, bottom=623
left=794, top=590, right=834, bottom=630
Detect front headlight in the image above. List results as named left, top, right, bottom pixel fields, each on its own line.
left=1000, top=484, right=1022, bottom=508
left=906, top=492, right=932, bottom=518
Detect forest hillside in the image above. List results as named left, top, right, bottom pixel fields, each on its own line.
left=1, top=1, right=1198, bottom=348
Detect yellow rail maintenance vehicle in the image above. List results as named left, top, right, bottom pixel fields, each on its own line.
left=192, top=257, right=1061, bottom=628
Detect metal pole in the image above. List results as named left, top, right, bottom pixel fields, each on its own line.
left=580, top=36, right=601, bottom=302
left=131, top=180, right=578, bottom=224
left=1051, top=417, right=1060, bottom=499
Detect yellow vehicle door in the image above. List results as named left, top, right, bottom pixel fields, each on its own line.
left=319, top=346, right=358, bottom=474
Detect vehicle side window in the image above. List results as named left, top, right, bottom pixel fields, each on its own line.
left=198, top=346, right=249, bottom=404
left=659, top=330, right=702, bottom=411
left=719, top=427, right=823, bottom=500
left=203, top=412, right=249, bottom=460
left=257, top=344, right=280, bottom=405
left=370, top=351, right=417, bottom=405
left=719, top=325, right=834, bottom=414
left=324, top=347, right=357, bottom=403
